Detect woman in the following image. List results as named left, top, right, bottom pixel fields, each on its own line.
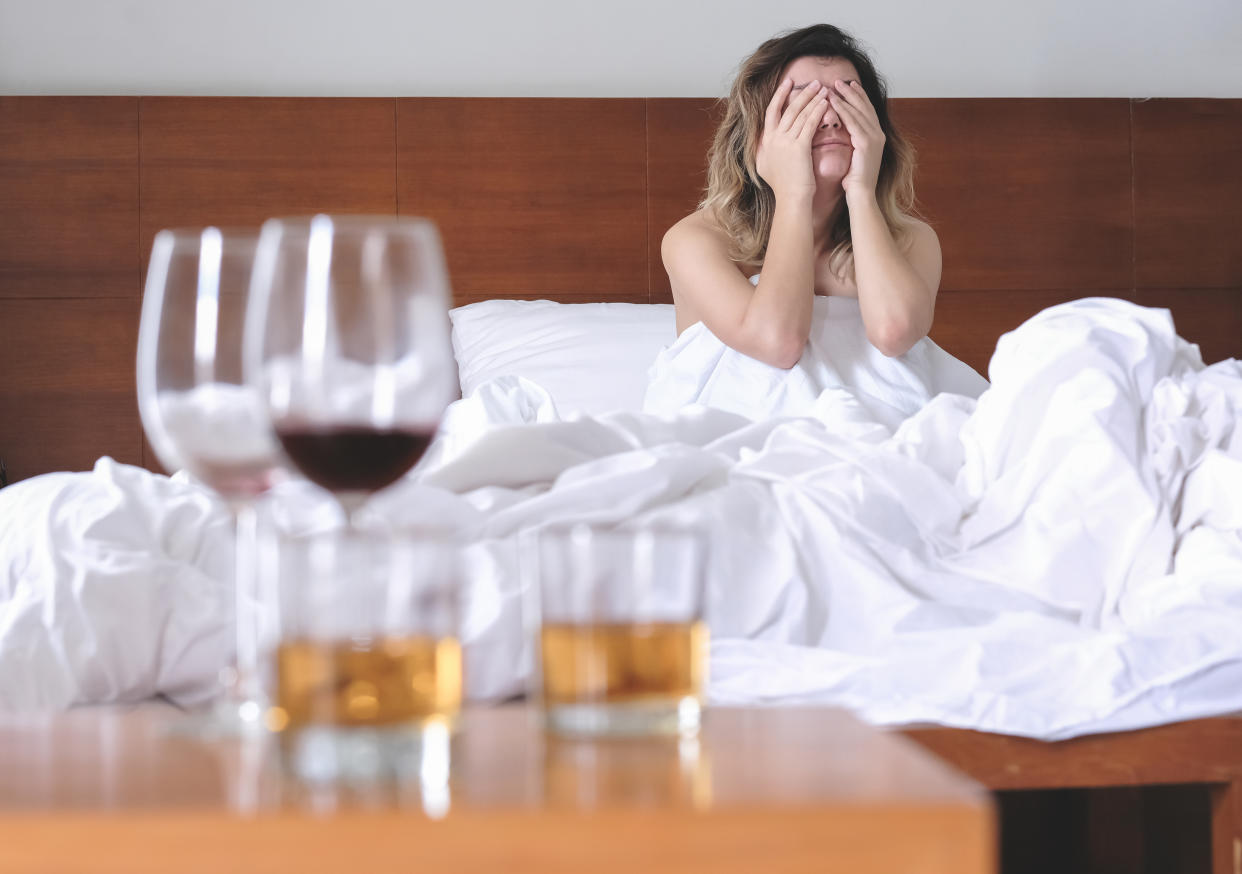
left=647, top=24, right=986, bottom=425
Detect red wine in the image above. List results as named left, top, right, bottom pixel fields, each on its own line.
left=274, top=424, right=436, bottom=494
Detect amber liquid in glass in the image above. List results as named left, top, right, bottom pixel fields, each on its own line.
left=539, top=621, right=707, bottom=705
left=270, top=635, right=462, bottom=731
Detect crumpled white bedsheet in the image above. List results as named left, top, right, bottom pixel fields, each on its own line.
left=644, top=290, right=991, bottom=428
left=2, top=297, right=1241, bottom=740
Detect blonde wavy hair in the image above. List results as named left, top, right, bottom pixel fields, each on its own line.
left=701, top=24, right=921, bottom=277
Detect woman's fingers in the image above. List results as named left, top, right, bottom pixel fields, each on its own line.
left=830, top=80, right=860, bottom=109
left=832, top=81, right=879, bottom=128
left=793, top=93, right=830, bottom=139
left=835, top=101, right=871, bottom=143
left=830, top=91, right=871, bottom=137
left=778, top=81, right=822, bottom=131
left=764, top=77, right=792, bottom=131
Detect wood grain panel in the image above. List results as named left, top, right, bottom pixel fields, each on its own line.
left=140, top=98, right=397, bottom=263
left=647, top=98, right=722, bottom=304
left=928, top=289, right=1132, bottom=378
left=1131, top=288, right=1242, bottom=365
left=893, top=99, right=1132, bottom=292
left=397, top=99, right=648, bottom=305
left=0, top=97, right=139, bottom=300
left=0, top=298, right=141, bottom=481
left=1133, top=99, right=1242, bottom=290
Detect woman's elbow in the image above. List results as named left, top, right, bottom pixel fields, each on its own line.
left=734, top=327, right=805, bottom=369
left=759, top=331, right=807, bottom=369
left=868, top=319, right=923, bottom=358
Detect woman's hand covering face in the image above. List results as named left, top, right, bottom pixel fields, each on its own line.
left=755, top=77, right=831, bottom=200
left=828, top=79, right=886, bottom=197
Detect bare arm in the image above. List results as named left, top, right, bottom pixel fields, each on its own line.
left=848, top=197, right=941, bottom=357
left=663, top=201, right=816, bottom=370
left=662, top=78, right=831, bottom=370
left=830, top=78, right=940, bottom=357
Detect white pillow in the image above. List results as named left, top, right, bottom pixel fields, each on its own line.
left=449, top=299, right=676, bottom=417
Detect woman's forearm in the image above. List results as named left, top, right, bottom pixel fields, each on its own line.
left=741, top=193, right=817, bottom=366
left=847, top=191, right=934, bottom=356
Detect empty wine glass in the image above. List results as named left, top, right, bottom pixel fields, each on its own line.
left=243, top=215, right=456, bottom=521
left=137, top=226, right=283, bottom=733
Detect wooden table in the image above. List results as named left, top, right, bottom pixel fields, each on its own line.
left=0, top=705, right=993, bottom=873
left=905, top=718, right=1242, bottom=874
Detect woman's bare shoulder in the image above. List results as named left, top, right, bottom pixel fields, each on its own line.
left=661, top=210, right=755, bottom=334
left=898, top=217, right=944, bottom=297
left=899, top=217, right=940, bottom=252
left=664, top=210, right=759, bottom=292
left=663, top=209, right=732, bottom=256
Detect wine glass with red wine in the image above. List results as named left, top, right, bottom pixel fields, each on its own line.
left=137, top=226, right=284, bottom=734
left=244, top=215, right=456, bottom=521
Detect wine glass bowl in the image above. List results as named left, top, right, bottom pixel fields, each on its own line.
left=138, top=227, right=282, bottom=499
left=244, top=215, right=456, bottom=513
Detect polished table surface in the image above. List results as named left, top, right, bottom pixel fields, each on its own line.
left=0, top=704, right=993, bottom=873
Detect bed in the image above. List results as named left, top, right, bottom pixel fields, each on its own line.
left=2, top=94, right=1241, bottom=871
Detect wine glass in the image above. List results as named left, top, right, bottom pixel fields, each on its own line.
left=137, top=226, right=284, bottom=733
left=243, top=215, right=457, bottom=520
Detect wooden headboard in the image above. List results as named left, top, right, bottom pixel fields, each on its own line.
left=1, top=96, right=1239, bottom=483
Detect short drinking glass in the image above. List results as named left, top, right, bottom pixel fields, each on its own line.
left=530, top=525, right=708, bottom=738
left=263, top=527, right=463, bottom=783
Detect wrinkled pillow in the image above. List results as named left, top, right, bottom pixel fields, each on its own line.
left=449, top=299, right=676, bottom=417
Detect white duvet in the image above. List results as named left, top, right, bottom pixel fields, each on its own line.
left=3, top=297, right=1241, bottom=740
left=644, top=291, right=991, bottom=428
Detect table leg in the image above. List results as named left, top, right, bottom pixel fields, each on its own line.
left=1210, top=780, right=1241, bottom=874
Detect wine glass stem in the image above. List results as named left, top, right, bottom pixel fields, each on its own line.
left=231, top=500, right=260, bottom=716
left=337, top=492, right=367, bottom=529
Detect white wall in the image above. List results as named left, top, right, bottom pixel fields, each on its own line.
left=1, top=0, right=1239, bottom=98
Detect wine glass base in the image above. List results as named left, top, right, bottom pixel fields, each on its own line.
left=162, top=696, right=269, bottom=740
left=542, top=697, right=702, bottom=739
left=279, top=720, right=452, bottom=788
